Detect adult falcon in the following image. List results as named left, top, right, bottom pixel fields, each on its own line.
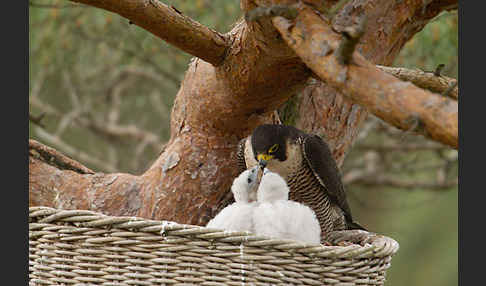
left=237, top=124, right=365, bottom=239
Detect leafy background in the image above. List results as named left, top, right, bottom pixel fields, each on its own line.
left=29, top=1, right=458, bottom=285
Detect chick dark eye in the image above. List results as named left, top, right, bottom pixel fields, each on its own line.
left=268, top=144, right=279, bottom=154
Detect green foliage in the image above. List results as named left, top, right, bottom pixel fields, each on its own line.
left=394, top=11, right=458, bottom=77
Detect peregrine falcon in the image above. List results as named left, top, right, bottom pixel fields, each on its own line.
left=206, top=166, right=260, bottom=232
left=237, top=124, right=365, bottom=239
left=253, top=168, right=321, bottom=244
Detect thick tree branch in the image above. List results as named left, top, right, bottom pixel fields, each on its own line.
left=330, top=0, right=458, bottom=65
left=69, top=0, right=230, bottom=66
left=294, top=0, right=457, bottom=164
left=29, top=140, right=145, bottom=216
left=273, top=7, right=458, bottom=149
left=377, top=65, right=458, bottom=100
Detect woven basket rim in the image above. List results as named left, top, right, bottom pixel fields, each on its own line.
left=29, top=206, right=399, bottom=259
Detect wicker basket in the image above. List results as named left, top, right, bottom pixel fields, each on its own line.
left=29, top=206, right=399, bottom=286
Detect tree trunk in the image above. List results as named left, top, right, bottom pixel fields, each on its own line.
left=29, top=0, right=457, bottom=226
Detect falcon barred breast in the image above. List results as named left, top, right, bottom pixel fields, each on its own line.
left=237, top=124, right=365, bottom=239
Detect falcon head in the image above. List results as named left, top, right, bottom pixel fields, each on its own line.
left=231, top=165, right=260, bottom=203
left=250, top=124, right=291, bottom=168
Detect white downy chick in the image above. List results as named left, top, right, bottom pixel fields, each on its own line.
left=206, top=166, right=259, bottom=232
left=253, top=169, right=321, bottom=244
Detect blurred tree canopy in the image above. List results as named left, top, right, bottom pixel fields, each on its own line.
left=29, top=1, right=457, bottom=286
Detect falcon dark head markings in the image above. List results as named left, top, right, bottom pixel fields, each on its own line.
left=237, top=124, right=365, bottom=240
left=250, top=124, right=289, bottom=166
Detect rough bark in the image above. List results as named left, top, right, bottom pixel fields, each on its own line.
left=29, top=0, right=457, bottom=226
left=294, top=0, right=458, bottom=164
left=274, top=5, right=457, bottom=149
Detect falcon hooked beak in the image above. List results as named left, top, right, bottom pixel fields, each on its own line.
left=257, top=154, right=273, bottom=169
left=256, top=142, right=280, bottom=169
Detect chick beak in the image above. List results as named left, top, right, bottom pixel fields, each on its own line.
left=258, top=159, right=267, bottom=169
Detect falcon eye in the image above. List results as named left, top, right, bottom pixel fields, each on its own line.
left=268, top=144, right=279, bottom=154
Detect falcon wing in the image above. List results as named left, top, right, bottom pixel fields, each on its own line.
left=236, top=137, right=249, bottom=174
left=302, top=135, right=354, bottom=222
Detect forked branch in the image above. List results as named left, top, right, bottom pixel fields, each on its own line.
left=272, top=6, right=458, bottom=149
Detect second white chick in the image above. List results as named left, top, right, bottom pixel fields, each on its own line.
left=206, top=166, right=259, bottom=233
left=253, top=169, right=321, bottom=244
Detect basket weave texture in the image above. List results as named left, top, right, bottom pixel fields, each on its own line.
left=29, top=206, right=399, bottom=286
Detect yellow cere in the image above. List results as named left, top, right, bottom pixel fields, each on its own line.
left=257, top=154, right=273, bottom=161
